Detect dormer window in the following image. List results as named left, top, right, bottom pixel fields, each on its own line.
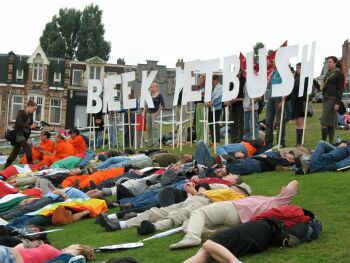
left=16, top=69, right=24, bottom=80
left=32, top=53, right=44, bottom=82
left=54, top=72, right=61, bottom=83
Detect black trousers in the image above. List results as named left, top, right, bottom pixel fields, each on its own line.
left=229, top=103, right=244, bottom=143
left=6, top=140, right=32, bottom=166
left=209, top=109, right=222, bottom=143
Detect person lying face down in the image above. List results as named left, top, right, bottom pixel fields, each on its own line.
left=169, top=180, right=299, bottom=250
left=96, top=181, right=251, bottom=234
left=213, top=151, right=296, bottom=176
left=0, top=243, right=95, bottom=263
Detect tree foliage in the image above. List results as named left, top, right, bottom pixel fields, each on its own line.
left=40, top=4, right=110, bottom=60
left=253, top=42, right=265, bottom=64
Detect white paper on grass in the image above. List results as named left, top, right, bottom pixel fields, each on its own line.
left=246, top=47, right=267, bottom=98
left=201, top=59, right=220, bottom=103
left=299, top=42, right=316, bottom=97
left=222, top=55, right=240, bottom=102
left=121, top=72, right=136, bottom=109
left=103, top=74, right=122, bottom=112
left=173, top=67, right=184, bottom=106
left=182, top=60, right=202, bottom=105
left=271, top=45, right=299, bottom=97
left=140, top=70, right=157, bottom=108
left=87, top=79, right=103, bottom=113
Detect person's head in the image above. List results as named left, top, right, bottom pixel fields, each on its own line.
left=150, top=82, right=159, bottom=94
left=296, top=62, right=301, bottom=75
left=199, top=74, right=206, bottom=87
left=69, top=127, right=80, bottom=138
left=222, top=173, right=241, bottom=184
left=40, top=131, right=51, bottom=142
left=195, top=183, right=211, bottom=194
left=214, top=167, right=228, bottom=177
left=212, top=75, right=220, bottom=88
left=19, top=225, right=50, bottom=244
left=25, top=100, right=37, bottom=114
left=62, top=244, right=95, bottom=261
left=326, top=56, right=339, bottom=70
left=282, top=151, right=296, bottom=163
left=56, top=130, right=68, bottom=142
left=182, top=154, right=193, bottom=162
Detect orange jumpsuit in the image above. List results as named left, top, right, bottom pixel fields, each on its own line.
left=70, top=135, right=87, bottom=155
left=21, top=139, right=56, bottom=164
left=36, top=140, right=75, bottom=167
left=61, top=168, right=125, bottom=188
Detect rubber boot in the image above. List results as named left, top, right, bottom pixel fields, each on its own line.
left=328, top=127, right=335, bottom=144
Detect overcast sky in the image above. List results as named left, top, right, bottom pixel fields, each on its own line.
left=1, top=0, right=349, bottom=75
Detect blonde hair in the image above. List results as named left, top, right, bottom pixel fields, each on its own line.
left=79, top=245, right=95, bottom=261
left=150, top=82, right=159, bottom=93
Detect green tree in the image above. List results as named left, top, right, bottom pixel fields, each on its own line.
left=76, top=4, right=111, bottom=61
left=253, top=42, right=265, bottom=64
left=40, top=8, right=81, bottom=58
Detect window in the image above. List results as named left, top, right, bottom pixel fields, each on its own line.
left=49, top=98, right=62, bottom=124
left=11, top=96, right=23, bottom=121
left=29, top=95, right=44, bottom=122
left=72, top=70, right=83, bottom=85
left=16, top=69, right=24, bottom=80
left=33, top=63, right=43, bottom=82
left=89, top=66, right=101, bottom=80
left=54, top=72, right=61, bottom=83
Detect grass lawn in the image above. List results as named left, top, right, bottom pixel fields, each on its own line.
left=8, top=103, right=350, bottom=262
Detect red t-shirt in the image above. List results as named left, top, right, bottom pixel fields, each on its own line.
left=16, top=244, right=62, bottom=263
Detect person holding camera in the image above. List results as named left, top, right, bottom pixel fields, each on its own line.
left=3, top=101, right=38, bottom=169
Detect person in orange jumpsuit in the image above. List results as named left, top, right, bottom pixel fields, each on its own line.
left=36, top=131, right=75, bottom=167
left=21, top=131, right=55, bottom=164
left=69, top=127, right=87, bottom=155
left=61, top=167, right=125, bottom=189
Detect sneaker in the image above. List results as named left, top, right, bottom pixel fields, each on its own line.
left=169, top=237, right=201, bottom=250
left=137, top=220, right=155, bottom=235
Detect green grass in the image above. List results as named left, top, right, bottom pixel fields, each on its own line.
left=11, top=103, right=350, bottom=262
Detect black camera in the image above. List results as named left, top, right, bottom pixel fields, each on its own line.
left=34, top=121, right=50, bottom=131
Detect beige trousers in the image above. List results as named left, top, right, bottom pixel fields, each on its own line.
left=183, top=201, right=240, bottom=241
left=126, top=195, right=210, bottom=230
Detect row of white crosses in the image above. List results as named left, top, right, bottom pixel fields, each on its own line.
left=86, top=42, right=316, bottom=151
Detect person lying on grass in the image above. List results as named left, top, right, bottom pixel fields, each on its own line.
left=185, top=205, right=322, bottom=263
left=169, top=180, right=299, bottom=249
left=295, top=140, right=350, bottom=174
left=96, top=175, right=249, bottom=234
left=0, top=243, right=95, bottom=263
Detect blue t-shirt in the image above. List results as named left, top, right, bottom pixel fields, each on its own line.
left=45, top=187, right=89, bottom=200
left=269, top=70, right=282, bottom=96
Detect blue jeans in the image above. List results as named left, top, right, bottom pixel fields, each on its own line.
left=243, top=111, right=259, bottom=140
left=98, top=156, right=131, bottom=169
left=265, top=97, right=286, bottom=146
left=216, top=143, right=247, bottom=156
left=226, top=158, right=262, bottom=175
left=95, top=130, right=103, bottom=148
left=0, top=246, right=16, bottom=263
left=8, top=215, right=52, bottom=228
left=195, top=140, right=214, bottom=167
left=309, top=140, right=350, bottom=173
left=79, top=151, right=95, bottom=168
left=108, top=115, right=119, bottom=147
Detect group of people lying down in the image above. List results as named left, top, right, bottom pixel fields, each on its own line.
left=0, top=131, right=339, bottom=262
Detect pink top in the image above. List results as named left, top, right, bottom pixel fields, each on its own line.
left=16, top=244, right=62, bottom=263
left=233, top=186, right=297, bottom=223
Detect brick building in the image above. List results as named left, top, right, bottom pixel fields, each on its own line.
left=0, top=45, right=177, bottom=138
left=0, top=45, right=68, bottom=137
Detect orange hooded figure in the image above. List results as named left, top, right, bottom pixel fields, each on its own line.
left=37, top=131, right=75, bottom=167
left=69, top=127, right=87, bottom=155
left=21, top=131, right=55, bottom=164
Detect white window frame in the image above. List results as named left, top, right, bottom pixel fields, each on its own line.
left=54, top=72, right=61, bottom=83
left=72, top=69, right=83, bottom=85
left=32, top=63, right=43, bottom=82
left=11, top=95, right=24, bottom=121
left=28, top=95, right=45, bottom=122
left=49, top=98, right=62, bottom=125
left=89, top=66, right=101, bottom=80
left=16, top=69, right=24, bottom=80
